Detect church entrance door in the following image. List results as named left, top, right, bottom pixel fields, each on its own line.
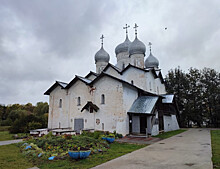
left=74, top=118, right=84, bottom=134
left=140, top=116, right=147, bottom=134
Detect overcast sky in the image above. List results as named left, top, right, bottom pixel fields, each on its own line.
left=0, top=0, right=220, bottom=105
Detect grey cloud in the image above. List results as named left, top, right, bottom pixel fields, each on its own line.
left=0, top=0, right=220, bottom=105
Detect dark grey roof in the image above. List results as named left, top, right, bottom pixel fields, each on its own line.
left=162, top=94, right=174, bottom=103
left=115, top=35, right=131, bottom=55
left=128, top=37, right=146, bottom=56
left=57, top=81, right=68, bottom=88
left=95, top=46, right=110, bottom=63
left=44, top=81, right=67, bottom=95
left=145, top=52, right=159, bottom=68
left=128, top=96, right=159, bottom=114
left=76, top=76, right=92, bottom=84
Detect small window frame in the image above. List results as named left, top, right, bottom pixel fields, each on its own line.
left=101, top=94, right=105, bottom=104
left=59, top=99, right=62, bottom=108
left=77, top=97, right=81, bottom=106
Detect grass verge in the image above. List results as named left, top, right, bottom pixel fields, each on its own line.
left=0, top=131, right=13, bottom=141
left=154, top=129, right=187, bottom=139
left=211, top=130, right=220, bottom=169
left=0, top=144, right=34, bottom=169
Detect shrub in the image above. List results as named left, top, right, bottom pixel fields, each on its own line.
left=93, top=131, right=104, bottom=139
left=28, top=122, right=42, bottom=130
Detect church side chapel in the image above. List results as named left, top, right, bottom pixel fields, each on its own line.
left=44, top=24, right=179, bottom=136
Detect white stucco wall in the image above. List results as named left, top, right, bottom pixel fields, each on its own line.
left=130, top=54, right=144, bottom=69
left=151, top=112, right=159, bottom=136
left=171, top=115, right=180, bottom=130
left=104, top=66, right=121, bottom=78
left=48, top=85, right=69, bottom=129
left=68, top=80, right=92, bottom=130
left=115, top=52, right=130, bottom=70
left=121, top=67, right=146, bottom=91
left=164, top=115, right=179, bottom=132
left=91, top=76, right=126, bottom=134
left=96, top=61, right=108, bottom=74
left=122, top=84, right=139, bottom=134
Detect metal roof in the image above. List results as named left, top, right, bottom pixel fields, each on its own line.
left=128, top=96, right=159, bottom=114
left=77, top=76, right=92, bottom=84
left=115, top=35, right=131, bottom=55
left=162, top=94, right=174, bottom=103
left=95, top=46, right=110, bottom=63
left=128, top=37, right=146, bottom=56
left=57, top=81, right=68, bottom=88
left=145, top=52, right=159, bottom=69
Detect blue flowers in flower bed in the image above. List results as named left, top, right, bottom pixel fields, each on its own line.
left=48, top=156, right=55, bottom=160
left=25, top=145, right=32, bottom=150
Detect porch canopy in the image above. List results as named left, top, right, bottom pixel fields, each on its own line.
left=161, top=94, right=174, bottom=103
left=81, top=101, right=99, bottom=112
left=128, top=96, right=159, bottom=115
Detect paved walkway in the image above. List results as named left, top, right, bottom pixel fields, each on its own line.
left=0, top=139, right=23, bottom=146
left=116, top=136, right=161, bottom=144
left=92, top=128, right=213, bottom=169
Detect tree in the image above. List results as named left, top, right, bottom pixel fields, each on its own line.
left=165, top=67, right=220, bottom=128
left=33, top=102, right=49, bottom=116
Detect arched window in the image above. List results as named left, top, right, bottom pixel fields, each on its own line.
left=77, top=97, right=81, bottom=106
left=101, top=94, right=105, bottom=104
left=59, top=99, right=62, bottom=108
left=157, top=87, right=159, bottom=94
left=131, top=80, right=134, bottom=85
left=149, top=82, right=152, bottom=91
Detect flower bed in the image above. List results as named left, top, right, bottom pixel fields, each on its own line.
left=20, top=132, right=109, bottom=161
left=20, top=131, right=123, bottom=161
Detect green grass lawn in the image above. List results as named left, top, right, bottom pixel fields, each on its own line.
left=38, top=142, right=146, bottom=169
left=154, top=129, right=187, bottom=139
left=0, top=126, right=13, bottom=141
left=211, top=130, right=220, bottom=169
left=0, top=144, right=34, bottom=169
left=0, top=131, right=13, bottom=141
left=0, top=142, right=146, bottom=169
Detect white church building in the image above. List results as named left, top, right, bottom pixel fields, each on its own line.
left=44, top=24, right=179, bottom=136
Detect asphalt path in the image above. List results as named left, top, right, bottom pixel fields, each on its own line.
left=92, top=128, right=213, bottom=169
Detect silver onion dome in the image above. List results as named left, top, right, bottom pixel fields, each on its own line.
left=145, top=52, right=159, bottom=68
left=128, top=37, right=146, bottom=55
left=115, top=35, right=131, bottom=55
left=95, top=46, right=110, bottom=63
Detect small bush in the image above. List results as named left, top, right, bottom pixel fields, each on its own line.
left=28, top=122, right=42, bottom=130
left=93, top=131, right=104, bottom=139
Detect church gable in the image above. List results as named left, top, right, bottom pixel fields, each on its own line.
left=121, top=66, right=147, bottom=91
left=44, top=81, right=67, bottom=95
left=85, top=71, right=98, bottom=81
left=103, top=63, right=121, bottom=78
